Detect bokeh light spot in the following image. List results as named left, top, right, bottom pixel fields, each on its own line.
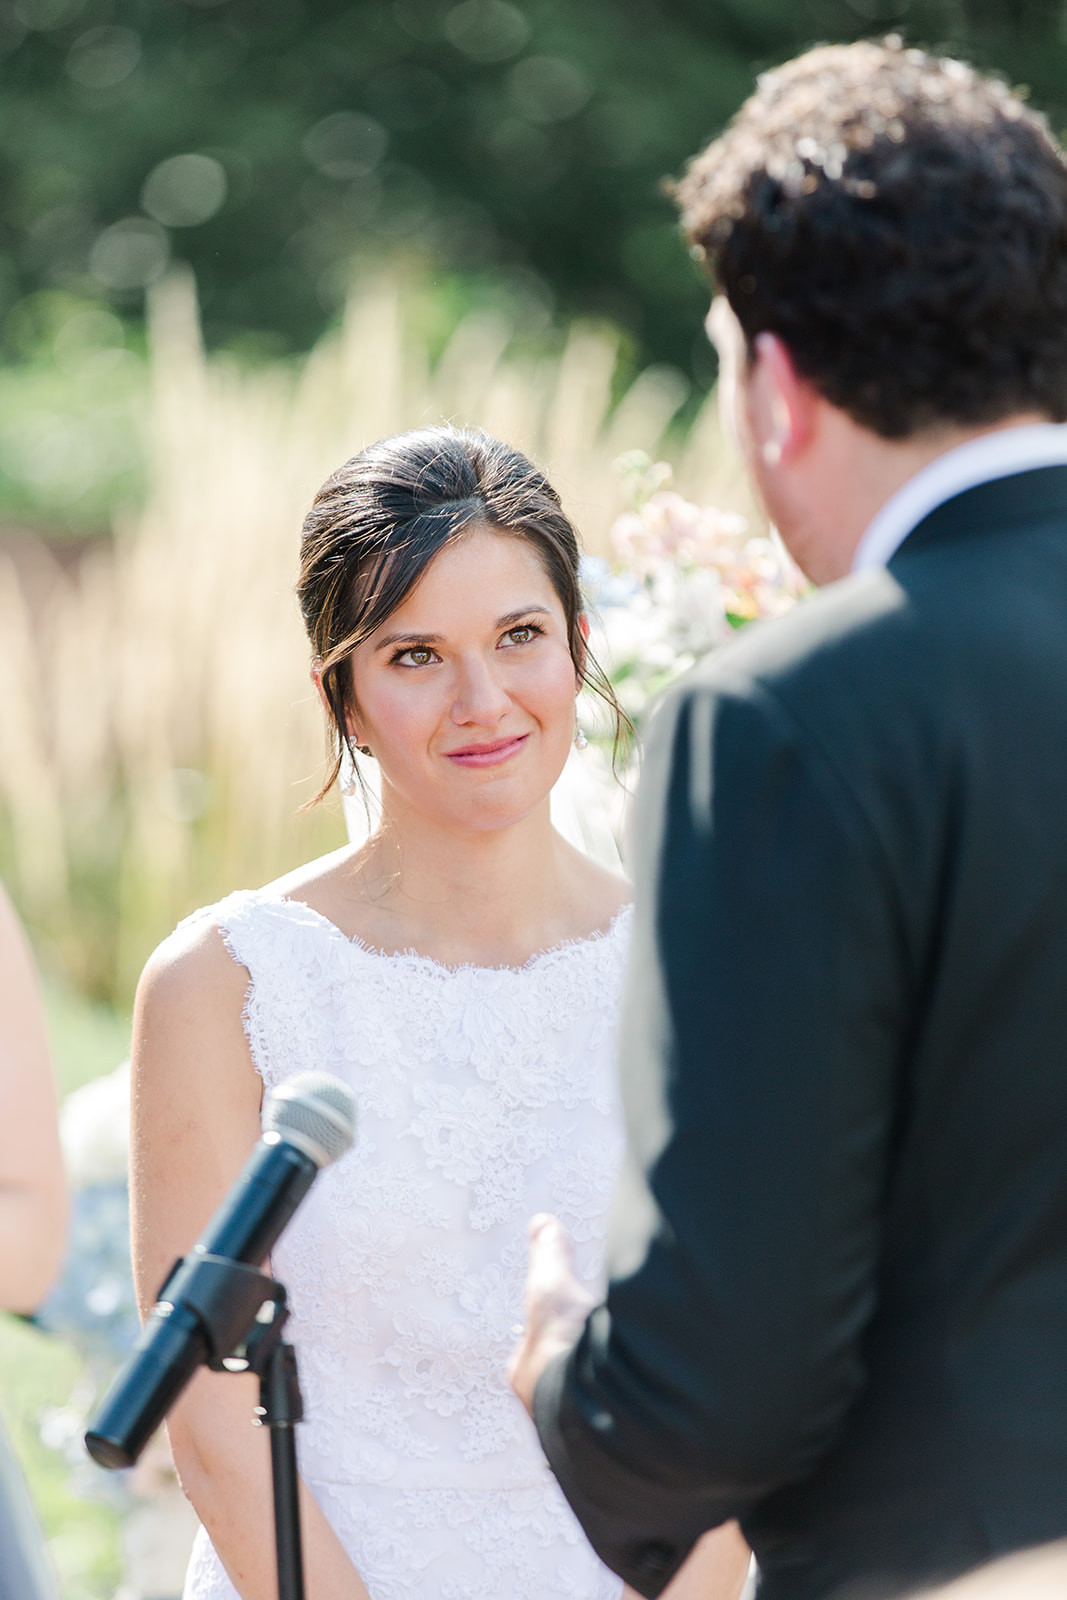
left=141, top=154, right=228, bottom=228
left=444, top=0, right=529, bottom=64
left=90, top=219, right=170, bottom=291
left=302, top=113, right=389, bottom=180
left=66, top=26, right=142, bottom=89
left=13, top=0, right=84, bottom=30
left=508, top=55, right=593, bottom=123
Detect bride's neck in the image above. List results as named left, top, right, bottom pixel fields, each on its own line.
left=348, top=796, right=580, bottom=967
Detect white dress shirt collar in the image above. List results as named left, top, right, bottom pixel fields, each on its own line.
left=851, top=422, right=1067, bottom=573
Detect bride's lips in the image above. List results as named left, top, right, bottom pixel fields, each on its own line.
left=445, top=734, right=529, bottom=769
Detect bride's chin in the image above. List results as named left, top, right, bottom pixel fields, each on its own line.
left=445, top=789, right=554, bottom=835
left=384, top=762, right=560, bottom=835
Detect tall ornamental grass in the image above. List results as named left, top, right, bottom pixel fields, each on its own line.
left=0, top=271, right=758, bottom=1006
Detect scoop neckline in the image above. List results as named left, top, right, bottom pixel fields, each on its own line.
left=248, top=890, right=633, bottom=977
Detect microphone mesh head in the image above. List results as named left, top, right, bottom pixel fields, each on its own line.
left=263, top=1072, right=357, bottom=1168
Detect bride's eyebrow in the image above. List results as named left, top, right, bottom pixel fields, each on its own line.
left=374, top=630, right=444, bottom=652
left=496, top=606, right=553, bottom=627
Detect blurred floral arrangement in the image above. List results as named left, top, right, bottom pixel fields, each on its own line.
left=549, top=451, right=809, bottom=868
left=582, top=450, right=808, bottom=738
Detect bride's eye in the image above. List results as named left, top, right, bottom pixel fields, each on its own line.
left=392, top=644, right=439, bottom=667
left=501, top=623, right=543, bottom=647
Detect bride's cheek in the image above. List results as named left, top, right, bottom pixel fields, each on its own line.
left=522, top=651, right=578, bottom=710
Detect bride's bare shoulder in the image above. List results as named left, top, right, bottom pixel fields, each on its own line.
left=138, top=911, right=246, bottom=1019
left=135, top=845, right=356, bottom=1012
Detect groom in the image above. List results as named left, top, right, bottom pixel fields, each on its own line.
left=511, top=38, right=1067, bottom=1600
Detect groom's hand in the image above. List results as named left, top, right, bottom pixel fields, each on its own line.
left=509, top=1213, right=595, bottom=1416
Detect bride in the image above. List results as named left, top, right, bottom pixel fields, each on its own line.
left=130, top=425, right=750, bottom=1600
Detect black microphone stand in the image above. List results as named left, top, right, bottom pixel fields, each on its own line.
left=250, top=1319, right=306, bottom=1600
left=128, top=1254, right=307, bottom=1600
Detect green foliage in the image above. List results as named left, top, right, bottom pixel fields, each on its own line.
left=1, top=0, right=1063, bottom=390
left=0, top=291, right=145, bottom=534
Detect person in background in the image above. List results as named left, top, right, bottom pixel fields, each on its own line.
left=0, top=879, right=67, bottom=1600
left=0, top=880, right=66, bottom=1312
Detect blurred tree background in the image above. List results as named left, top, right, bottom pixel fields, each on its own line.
left=0, top=0, right=1065, bottom=534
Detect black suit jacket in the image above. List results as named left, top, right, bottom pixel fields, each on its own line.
left=535, top=467, right=1067, bottom=1599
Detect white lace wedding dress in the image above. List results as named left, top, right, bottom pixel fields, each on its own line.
left=181, top=888, right=632, bottom=1600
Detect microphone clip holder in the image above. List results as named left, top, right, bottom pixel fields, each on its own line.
left=155, top=1252, right=285, bottom=1372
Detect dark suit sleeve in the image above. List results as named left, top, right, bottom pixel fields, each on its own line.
left=534, top=672, right=908, bottom=1596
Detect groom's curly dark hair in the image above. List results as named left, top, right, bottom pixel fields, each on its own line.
left=675, top=38, right=1067, bottom=438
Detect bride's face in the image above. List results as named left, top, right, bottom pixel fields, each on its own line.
left=346, top=524, right=581, bottom=834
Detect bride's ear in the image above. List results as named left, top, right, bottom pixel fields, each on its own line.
left=313, top=659, right=365, bottom=745
left=310, top=659, right=330, bottom=714
left=341, top=700, right=365, bottom=750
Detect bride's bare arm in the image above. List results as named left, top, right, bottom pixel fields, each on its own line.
left=130, top=919, right=371, bottom=1600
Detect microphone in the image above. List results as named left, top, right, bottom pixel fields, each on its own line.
left=85, top=1072, right=356, bottom=1471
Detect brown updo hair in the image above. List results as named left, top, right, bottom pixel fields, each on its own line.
left=297, top=424, right=628, bottom=803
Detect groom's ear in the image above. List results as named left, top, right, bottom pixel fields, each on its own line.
left=746, top=331, right=818, bottom=467
left=705, top=297, right=747, bottom=453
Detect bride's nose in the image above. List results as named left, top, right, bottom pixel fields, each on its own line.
left=450, top=653, right=512, bottom=724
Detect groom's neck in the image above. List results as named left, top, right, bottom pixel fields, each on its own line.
left=771, top=408, right=1053, bottom=586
